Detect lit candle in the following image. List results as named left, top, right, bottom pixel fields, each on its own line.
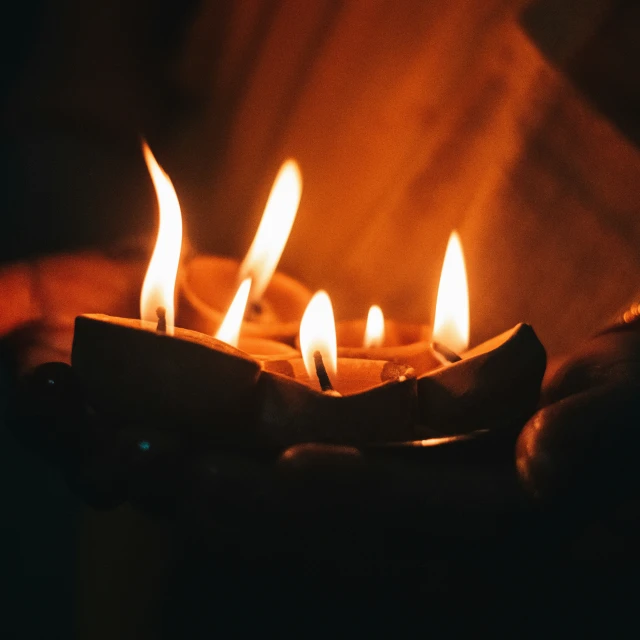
left=335, top=304, right=439, bottom=374
left=257, top=291, right=418, bottom=447
left=334, top=233, right=469, bottom=372
left=71, top=143, right=261, bottom=433
left=179, top=160, right=311, bottom=343
left=417, top=231, right=546, bottom=435
left=215, top=277, right=298, bottom=360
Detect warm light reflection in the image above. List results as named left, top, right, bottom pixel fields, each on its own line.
left=299, top=291, right=338, bottom=378
left=140, top=142, right=183, bottom=334
left=433, top=231, right=470, bottom=353
left=215, top=278, right=252, bottom=347
left=238, top=159, right=302, bottom=303
left=363, top=305, right=385, bottom=348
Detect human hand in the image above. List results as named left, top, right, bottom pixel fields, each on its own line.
left=0, top=251, right=145, bottom=372
left=516, top=313, right=640, bottom=510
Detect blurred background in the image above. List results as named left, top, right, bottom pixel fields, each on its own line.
left=2, top=0, right=639, bottom=356
left=1, top=0, right=639, bottom=636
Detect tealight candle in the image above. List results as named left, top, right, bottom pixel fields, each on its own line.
left=258, top=291, right=418, bottom=447
left=335, top=306, right=440, bottom=374
left=416, top=232, right=546, bottom=435
left=71, top=143, right=262, bottom=436
left=179, top=160, right=312, bottom=343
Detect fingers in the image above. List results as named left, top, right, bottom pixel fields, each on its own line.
left=517, top=383, right=640, bottom=507
left=542, top=331, right=640, bottom=406
left=10, top=363, right=522, bottom=528
left=0, top=252, right=146, bottom=371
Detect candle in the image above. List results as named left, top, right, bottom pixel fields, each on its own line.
left=214, top=277, right=299, bottom=360
left=257, top=291, right=418, bottom=447
left=179, top=160, right=312, bottom=343
left=335, top=306, right=440, bottom=374
left=334, top=234, right=468, bottom=373
left=417, top=232, right=547, bottom=435
left=71, top=143, right=261, bottom=435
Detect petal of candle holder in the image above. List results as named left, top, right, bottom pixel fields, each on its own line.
left=416, top=323, right=546, bottom=435
left=71, top=314, right=261, bottom=438
left=179, top=255, right=312, bottom=344
left=257, top=360, right=418, bottom=447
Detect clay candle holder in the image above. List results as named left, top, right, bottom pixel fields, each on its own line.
left=71, top=144, right=262, bottom=438
left=414, top=233, right=546, bottom=435
left=257, top=292, right=418, bottom=447
left=417, top=324, right=546, bottom=435
left=335, top=307, right=441, bottom=375
left=180, top=254, right=311, bottom=344
left=179, top=160, right=312, bottom=344
left=72, top=314, right=261, bottom=433
left=239, top=336, right=299, bottom=361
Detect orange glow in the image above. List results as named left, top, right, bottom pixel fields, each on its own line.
left=433, top=231, right=470, bottom=353
left=363, top=305, right=385, bottom=348
left=238, top=159, right=302, bottom=303
left=299, top=290, right=337, bottom=378
left=215, top=278, right=252, bottom=347
left=139, top=142, right=183, bottom=334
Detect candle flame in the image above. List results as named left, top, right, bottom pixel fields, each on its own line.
left=299, top=290, right=337, bottom=378
left=239, top=159, right=302, bottom=303
left=363, top=305, right=385, bottom=348
left=433, top=231, right=470, bottom=353
left=139, top=142, right=183, bottom=334
left=215, top=278, right=252, bottom=347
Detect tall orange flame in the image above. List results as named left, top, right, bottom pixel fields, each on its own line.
left=239, top=159, right=302, bottom=303
left=433, top=231, right=470, bottom=353
left=139, top=142, right=183, bottom=334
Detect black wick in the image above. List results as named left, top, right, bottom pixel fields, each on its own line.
left=156, top=306, right=167, bottom=333
left=313, top=350, right=335, bottom=392
left=431, top=341, right=462, bottom=364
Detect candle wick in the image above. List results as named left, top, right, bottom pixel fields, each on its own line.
left=431, top=341, right=462, bottom=364
left=156, top=306, right=167, bottom=333
left=313, top=350, right=337, bottom=393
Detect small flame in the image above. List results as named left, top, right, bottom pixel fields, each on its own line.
left=299, top=291, right=338, bottom=378
left=239, top=159, right=302, bottom=303
left=215, top=278, right=252, bottom=347
left=363, top=305, right=385, bottom=348
left=139, top=142, right=183, bottom=334
left=433, top=231, right=470, bottom=353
